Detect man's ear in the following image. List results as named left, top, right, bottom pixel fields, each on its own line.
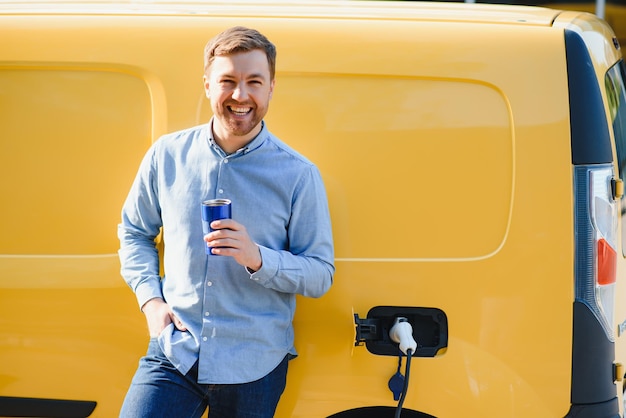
left=269, top=78, right=275, bottom=99
left=203, top=75, right=210, bottom=98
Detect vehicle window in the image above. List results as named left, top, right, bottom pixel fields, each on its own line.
left=605, top=60, right=626, bottom=255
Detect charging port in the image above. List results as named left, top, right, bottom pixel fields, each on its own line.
left=354, top=306, right=448, bottom=357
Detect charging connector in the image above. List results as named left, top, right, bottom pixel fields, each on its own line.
left=390, top=317, right=417, bottom=355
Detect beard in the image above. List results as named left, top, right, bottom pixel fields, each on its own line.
left=221, top=112, right=262, bottom=137
left=214, top=102, right=267, bottom=138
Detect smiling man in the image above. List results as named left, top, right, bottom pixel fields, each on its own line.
left=117, top=26, right=335, bottom=418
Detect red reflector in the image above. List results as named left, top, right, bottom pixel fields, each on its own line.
left=598, top=238, right=617, bottom=285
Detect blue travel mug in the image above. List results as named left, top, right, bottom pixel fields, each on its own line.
left=201, top=198, right=232, bottom=255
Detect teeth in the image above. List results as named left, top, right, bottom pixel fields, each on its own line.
left=230, top=106, right=251, bottom=115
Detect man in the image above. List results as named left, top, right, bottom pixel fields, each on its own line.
left=118, top=26, right=334, bottom=418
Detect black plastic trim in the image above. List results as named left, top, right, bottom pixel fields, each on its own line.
left=0, top=396, right=96, bottom=418
left=565, top=396, right=620, bottom=418
left=570, top=302, right=617, bottom=405
left=565, top=29, right=613, bottom=165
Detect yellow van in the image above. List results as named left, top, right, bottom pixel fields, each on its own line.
left=1, top=1, right=626, bottom=417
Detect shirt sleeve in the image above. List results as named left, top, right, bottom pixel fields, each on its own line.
left=117, top=144, right=164, bottom=309
left=248, top=165, right=335, bottom=298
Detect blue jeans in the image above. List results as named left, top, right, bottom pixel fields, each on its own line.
left=119, top=339, right=288, bottom=418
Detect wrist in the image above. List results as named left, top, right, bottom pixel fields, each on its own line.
left=246, top=246, right=263, bottom=273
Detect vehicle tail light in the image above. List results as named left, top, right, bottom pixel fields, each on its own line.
left=574, top=165, right=618, bottom=341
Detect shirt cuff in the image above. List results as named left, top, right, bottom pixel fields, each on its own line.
left=247, top=245, right=278, bottom=284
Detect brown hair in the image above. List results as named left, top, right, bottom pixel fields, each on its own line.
left=204, top=26, right=277, bottom=80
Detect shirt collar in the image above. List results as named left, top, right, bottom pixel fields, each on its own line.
left=206, top=118, right=267, bottom=157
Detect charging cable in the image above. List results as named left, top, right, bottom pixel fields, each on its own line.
left=389, top=317, right=417, bottom=418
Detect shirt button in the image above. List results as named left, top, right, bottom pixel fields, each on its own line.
left=202, top=337, right=208, bottom=341
left=207, top=281, right=212, bottom=286
left=218, top=189, right=224, bottom=194
left=224, top=159, right=229, bottom=164
left=205, top=312, right=210, bottom=316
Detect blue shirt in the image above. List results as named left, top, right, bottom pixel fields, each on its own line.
left=118, top=120, right=335, bottom=384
